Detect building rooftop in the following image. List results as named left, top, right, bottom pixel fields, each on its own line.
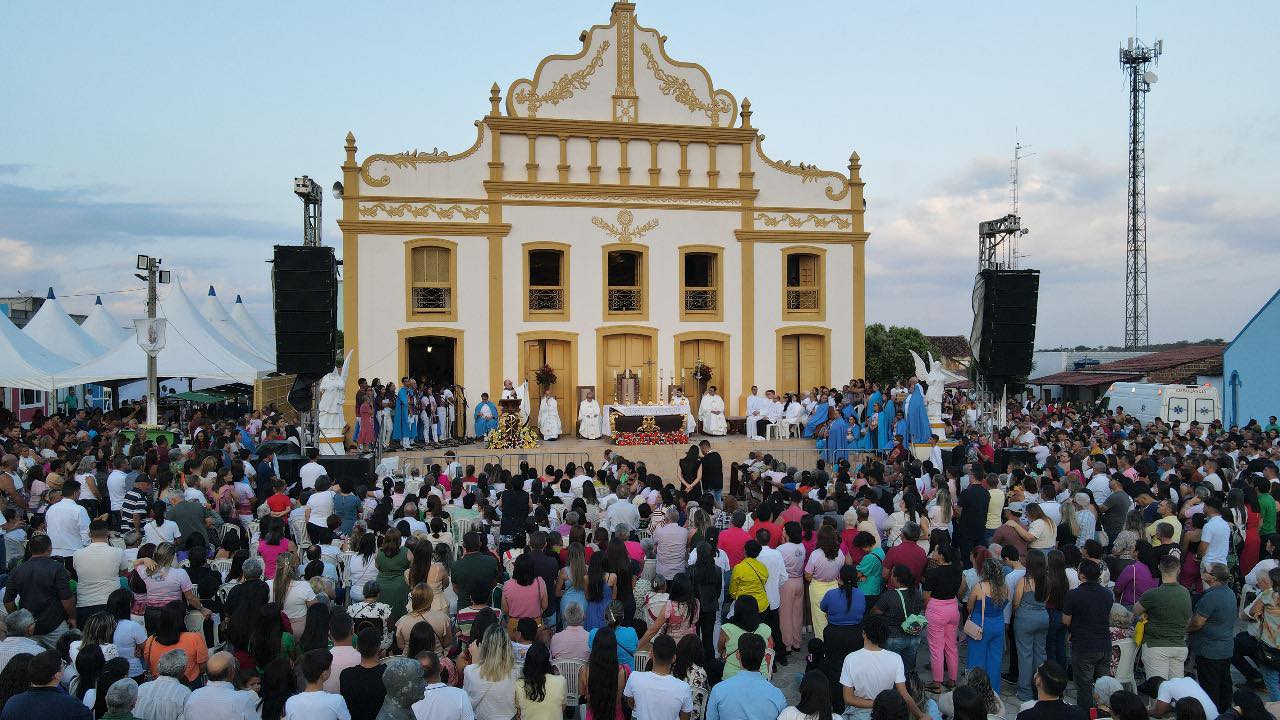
left=1088, top=344, right=1225, bottom=373
left=926, top=335, right=972, bottom=359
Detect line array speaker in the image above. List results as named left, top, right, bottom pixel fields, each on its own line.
left=972, top=269, right=1040, bottom=378
left=273, top=245, right=337, bottom=375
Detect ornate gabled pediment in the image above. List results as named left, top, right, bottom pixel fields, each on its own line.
left=506, top=1, right=737, bottom=127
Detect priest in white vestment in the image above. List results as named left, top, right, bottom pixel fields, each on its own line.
left=538, top=388, right=562, bottom=440
left=698, top=386, right=727, bottom=436
left=745, top=386, right=770, bottom=440
left=671, top=388, right=697, bottom=434
left=782, top=393, right=805, bottom=435
left=578, top=390, right=603, bottom=440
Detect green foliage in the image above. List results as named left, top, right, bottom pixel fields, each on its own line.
left=864, top=323, right=935, bottom=387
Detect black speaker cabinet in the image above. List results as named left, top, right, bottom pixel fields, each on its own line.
left=273, top=245, right=337, bottom=375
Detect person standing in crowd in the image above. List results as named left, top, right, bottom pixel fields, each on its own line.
left=1188, top=562, right=1236, bottom=713
left=1061, top=559, right=1113, bottom=713
left=4, top=534, right=75, bottom=647
left=922, top=538, right=962, bottom=693
left=1133, top=555, right=1191, bottom=680
left=964, top=557, right=1008, bottom=693
left=705, top=633, right=785, bottom=720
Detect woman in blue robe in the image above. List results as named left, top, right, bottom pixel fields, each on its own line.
left=393, top=384, right=412, bottom=443
left=825, top=414, right=850, bottom=465
left=803, top=402, right=830, bottom=438
left=876, top=401, right=895, bottom=450
left=850, top=421, right=871, bottom=451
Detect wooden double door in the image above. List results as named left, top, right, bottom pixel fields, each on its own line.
left=676, top=338, right=726, bottom=417
left=601, top=333, right=655, bottom=403
left=522, top=338, right=573, bottom=428
left=778, top=333, right=826, bottom=397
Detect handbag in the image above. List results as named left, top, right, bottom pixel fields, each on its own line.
left=1133, top=617, right=1147, bottom=646
left=963, top=585, right=986, bottom=641
left=898, top=589, right=927, bottom=635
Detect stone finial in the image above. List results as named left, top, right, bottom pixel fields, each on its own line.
left=848, top=151, right=862, bottom=180
left=344, top=131, right=357, bottom=163
left=740, top=98, right=752, bottom=129
left=490, top=83, right=502, bottom=116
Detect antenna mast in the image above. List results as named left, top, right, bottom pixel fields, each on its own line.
left=1119, top=34, right=1162, bottom=349
left=978, top=141, right=1032, bottom=272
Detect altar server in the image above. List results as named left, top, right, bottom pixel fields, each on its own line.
left=671, top=387, right=697, bottom=434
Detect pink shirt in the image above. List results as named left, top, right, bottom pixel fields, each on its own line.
left=804, top=549, right=845, bottom=582
left=777, top=542, right=807, bottom=580
left=502, top=576, right=546, bottom=619
left=258, top=539, right=290, bottom=578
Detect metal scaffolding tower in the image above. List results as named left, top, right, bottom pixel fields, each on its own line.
left=1120, top=36, right=1162, bottom=349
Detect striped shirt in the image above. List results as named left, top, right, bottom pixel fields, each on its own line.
left=120, top=487, right=151, bottom=533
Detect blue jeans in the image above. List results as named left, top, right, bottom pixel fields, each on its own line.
left=885, top=634, right=921, bottom=677
left=1046, top=608, right=1068, bottom=667
left=1262, top=665, right=1280, bottom=702
left=1013, top=610, right=1048, bottom=701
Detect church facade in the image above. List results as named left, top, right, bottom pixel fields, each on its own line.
left=339, top=1, right=868, bottom=433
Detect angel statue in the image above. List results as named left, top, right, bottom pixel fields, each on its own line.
left=909, top=349, right=966, bottom=433
left=317, top=350, right=354, bottom=454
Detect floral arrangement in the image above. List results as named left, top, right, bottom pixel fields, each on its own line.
left=613, top=429, right=689, bottom=446
left=535, top=364, right=558, bottom=388
left=485, top=412, right=540, bottom=449
left=692, top=361, right=713, bottom=384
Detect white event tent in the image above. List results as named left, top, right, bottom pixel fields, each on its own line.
left=22, top=288, right=107, bottom=364
left=55, top=279, right=269, bottom=388
left=80, top=295, right=131, bottom=348
left=0, top=310, right=75, bottom=391
left=200, top=286, right=274, bottom=372
left=231, top=294, right=275, bottom=359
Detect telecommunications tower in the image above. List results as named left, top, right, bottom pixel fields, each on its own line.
left=1119, top=35, right=1162, bottom=349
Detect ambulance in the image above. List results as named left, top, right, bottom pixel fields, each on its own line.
left=1101, top=383, right=1221, bottom=425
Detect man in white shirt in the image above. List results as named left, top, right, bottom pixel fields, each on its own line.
left=1199, top=498, right=1231, bottom=567
left=106, top=455, right=130, bottom=519
left=46, top=478, right=91, bottom=559
left=72, top=520, right=130, bottom=623
left=305, top=476, right=338, bottom=545
left=1201, top=458, right=1224, bottom=493
left=186, top=652, right=260, bottom=720
left=299, top=448, right=326, bottom=491
left=1086, top=462, right=1112, bottom=504
left=284, top=649, right=351, bottom=720
left=839, top=616, right=924, bottom=720
left=604, top=489, right=641, bottom=532
left=410, top=653, right=469, bottom=720
left=624, top=635, right=694, bottom=720
left=569, top=467, right=591, bottom=495
left=754, top=527, right=789, bottom=664
left=1140, top=675, right=1219, bottom=719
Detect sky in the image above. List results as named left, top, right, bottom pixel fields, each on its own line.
left=1, top=1, right=1277, bottom=349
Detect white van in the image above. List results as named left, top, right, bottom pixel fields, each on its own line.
left=1102, top=382, right=1221, bottom=425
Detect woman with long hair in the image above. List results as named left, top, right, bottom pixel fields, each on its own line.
left=138, top=542, right=210, bottom=618
left=268, top=554, right=317, bottom=636
left=964, top=559, right=1009, bottom=692
left=396, top=583, right=452, bottom=652
left=107, top=589, right=147, bottom=681
left=1238, top=486, right=1263, bottom=575
left=256, top=517, right=294, bottom=579
left=559, top=542, right=589, bottom=618
left=245, top=603, right=294, bottom=671
left=922, top=537, right=963, bottom=693
left=71, top=643, right=105, bottom=702
left=604, top=537, right=636, bottom=622
left=584, top=552, right=618, bottom=632
left=142, top=601, right=208, bottom=686
left=777, top=521, right=808, bottom=656
left=579, top=625, right=628, bottom=720
left=515, top=640, right=566, bottom=720
left=1057, top=500, right=1081, bottom=547
left=376, top=527, right=411, bottom=623
left=346, top=531, right=379, bottom=602
left=1044, top=549, right=1071, bottom=667
left=688, top=540, right=723, bottom=663
left=805, top=524, right=845, bottom=639
left=256, top=655, right=297, bottom=720
left=428, top=539, right=452, bottom=612
left=502, top=552, right=549, bottom=633
left=1012, top=549, right=1050, bottom=701
left=297, top=603, right=332, bottom=654
left=0, top=653, right=33, bottom=708
left=638, top=572, right=700, bottom=649
left=719, top=595, right=773, bottom=681
left=670, top=634, right=707, bottom=690
left=404, top=539, right=433, bottom=590
left=463, top=624, right=518, bottom=720
left=678, top=445, right=703, bottom=499
left=779, top=670, right=834, bottom=720
left=89, top=657, right=129, bottom=718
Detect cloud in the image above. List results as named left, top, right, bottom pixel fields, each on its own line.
left=865, top=148, right=1280, bottom=346
left=0, top=174, right=282, bottom=324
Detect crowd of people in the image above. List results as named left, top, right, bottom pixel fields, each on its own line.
left=0, top=390, right=1278, bottom=720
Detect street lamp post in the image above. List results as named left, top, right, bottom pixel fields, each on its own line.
left=134, top=255, right=171, bottom=427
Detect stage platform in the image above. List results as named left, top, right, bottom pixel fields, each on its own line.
left=386, top=434, right=819, bottom=482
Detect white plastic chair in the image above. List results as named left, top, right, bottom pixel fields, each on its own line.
left=633, top=650, right=651, bottom=671
left=1113, top=638, right=1137, bottom=691
left=290, top=517, right=311, bottom=549
left=554, top=657, right=586, bottom=708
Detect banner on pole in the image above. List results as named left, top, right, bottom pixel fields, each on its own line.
left=134, top=318, right=168, bottom=357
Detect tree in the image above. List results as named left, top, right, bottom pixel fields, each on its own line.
left=864, top=323, right=936, bottom=388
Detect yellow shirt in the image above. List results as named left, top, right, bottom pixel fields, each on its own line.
left=1146, top=515, right=1182, bottom=544
left=985, top=488, right=1006, bottom=530
left=729, top=557, right=769, bottom=613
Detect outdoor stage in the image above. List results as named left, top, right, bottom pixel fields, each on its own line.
left=386, top=434, right=819, bottom=482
